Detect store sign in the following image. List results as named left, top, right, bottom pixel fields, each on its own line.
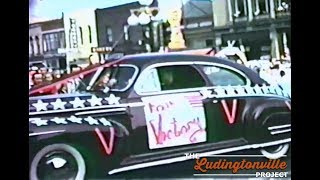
left=167, top=9, right=186, bottom=50
left=58, top=48, right=79, bottom=54
left=91, top=47, right=113, bottom=53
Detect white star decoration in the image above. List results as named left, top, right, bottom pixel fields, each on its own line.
left=32, top=100, right=49, bottom=111
left=87, top=95, right=103, bottom=106
left=30, top=118, right=48, bottom=126
left=67, top=116, right=82, bottom=124
left=99, top=118, right=112, bottom=126
left=70, top=97, right=86, bottom=108
left=50, top=99, right=67, bottom=110
left=84, top=116, right=99, bottom=125
left=50, top=117, right=68, bottom=124
left=105, top=94, right=120, bottom=105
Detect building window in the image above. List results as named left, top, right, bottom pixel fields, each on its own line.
left=42, top=36, right=47, bottom=52
left=59, top=31, right=65, bottom=48
left=45, top=34, right=51, bottom=52
left=88, top=25, right=92, bottom=43
left=205, top=39, right=213, bottom=47
left=54, top=34, right=59, bottom=49
left=29, top=37, right=34, bottom=55
left=43, top=33, right=61, bottom=52
left=253, top=0, right=269, bottom=16
left=79, top=27, right=83, bottom=45
left=232, top=0, right=248, bottom=18
left=50, top=34, right=56, bottom=51
left=35, top=36, right=40, bottom=55
left=106, top=26, right=113, bottom=43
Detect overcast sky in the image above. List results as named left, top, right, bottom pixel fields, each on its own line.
left=29, top=0, right=188, bottom=23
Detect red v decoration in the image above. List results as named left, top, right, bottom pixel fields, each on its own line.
left=95, top=127, right=115, bottom=155
left=221, top=99, right=238, bottom=124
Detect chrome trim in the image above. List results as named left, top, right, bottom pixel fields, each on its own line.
left=268, top=124, right=291, bottom=130
left=271, top=129, right=291, bottom=135
left=108, top=138, right=291, bottom=175
left=134, top=61, right=251, bottom=96
left=29, top=130, right=65, bottom=137
left=75, top=108, right=127, bottom=116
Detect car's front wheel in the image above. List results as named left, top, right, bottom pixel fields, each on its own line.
left=30, top=144, right=86, bottom=180
left=260, top=143, right=290, bottom=159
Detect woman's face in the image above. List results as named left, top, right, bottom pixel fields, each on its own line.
left=102, top=74, right=110, bottom=84
left=34, top=75, right=43, bottom=84
left=45, top=74, right=53, bottom=81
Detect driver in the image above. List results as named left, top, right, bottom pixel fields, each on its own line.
left=97, top=72, right=117, bottom=90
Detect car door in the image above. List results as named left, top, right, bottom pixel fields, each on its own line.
left=194, top=63, right=252, bottom=146
left=122, top=62, right=221, bottom=167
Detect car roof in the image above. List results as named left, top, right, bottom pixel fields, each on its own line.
left=118, top=53, right=266, bottom=84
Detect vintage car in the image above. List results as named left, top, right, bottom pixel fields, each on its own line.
left=29, top=54, right=291, bottom=179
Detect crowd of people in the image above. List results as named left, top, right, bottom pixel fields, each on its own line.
left=29, top=67, right=64, bottom=89
left=29, top=65, right=85, bottom=90
left=245, top=59, right=291, bottom=95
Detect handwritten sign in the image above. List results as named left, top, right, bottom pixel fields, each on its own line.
left=142, top=92, right=207, bottom=149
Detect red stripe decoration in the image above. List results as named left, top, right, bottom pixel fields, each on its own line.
left=185, top=95, right=203, bottom=107
left=94, top=127, right=115, bottom=155
left=221, top=99, right=238, bottom=124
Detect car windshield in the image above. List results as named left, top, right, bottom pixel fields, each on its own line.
left=84, top=65, right=137, bottom=92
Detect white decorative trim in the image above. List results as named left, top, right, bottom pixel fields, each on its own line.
left=75, top=108, right=126, bottom=116
left=271, top=129, right=291, bottom=135
left=268, top=124, right=291, bottom=130
left=29, top=130, right=66, bottom=137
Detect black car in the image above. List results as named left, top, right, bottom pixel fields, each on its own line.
left=29, top=54, right=291, bottom=179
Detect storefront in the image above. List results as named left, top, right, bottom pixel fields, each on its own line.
left=29, top=55, right=45, bottom=68
left=215, top=19, right=290, bottom=61
left=43, top=54, right=67, bottom=70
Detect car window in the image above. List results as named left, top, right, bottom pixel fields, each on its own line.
left=200, top=65, right=246, bottom=86
left=157, top=65, right=206, bottom=90
left=76, top=71, right=97, bottom=92
left=90, top=66, right=137, bottom=92
left=136, top=68, right=162, bottom=93
left=137, top=65, right=206, bottom=94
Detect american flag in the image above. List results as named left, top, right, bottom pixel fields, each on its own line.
left=184, top=95, right=203, bottom=108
